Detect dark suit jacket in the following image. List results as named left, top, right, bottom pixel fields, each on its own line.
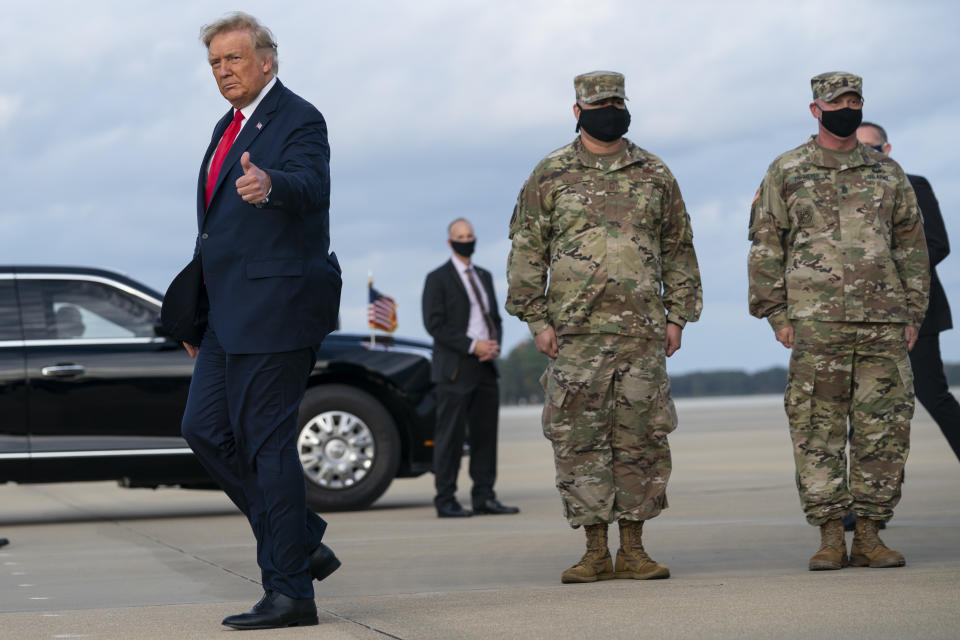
left=909, top=174, right=952, bottom=335
left=422, top=260, right=503, bottom=383
left=194, top=79, right=341, bottom=353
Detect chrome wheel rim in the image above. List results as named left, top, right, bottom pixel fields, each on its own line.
left=298, top=410, right=375, bottom=490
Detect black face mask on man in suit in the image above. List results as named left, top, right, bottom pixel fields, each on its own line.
left=451, top=240, right=475, bottom=258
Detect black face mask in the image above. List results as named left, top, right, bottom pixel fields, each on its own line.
left=451, top=240, right=475, bottom=258
left=577, top=105, right=631, bottom=142
left=819, top=107, right=863, bottom=138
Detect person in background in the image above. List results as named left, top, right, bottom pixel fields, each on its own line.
left=422, top=218, right=519, bottom=518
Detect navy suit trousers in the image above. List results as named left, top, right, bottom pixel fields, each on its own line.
left=433, top=358, right=499, bottom=508
left=181, top=323, right=326, bottom=599
left=910, top=333, right=960, bottom=462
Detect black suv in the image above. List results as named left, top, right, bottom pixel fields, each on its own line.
left=0, top=266, right=435, bottom=510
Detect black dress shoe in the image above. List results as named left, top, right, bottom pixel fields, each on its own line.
left=0, top=538, right=8, bottom=548
left=222, top=591, right=318, bottom=630
left=250, top=590, right=272, bottom=614
left=224, top=590, right=272, bottom=617
left=309, top=543, right=341, bottom=582
left=473, top=499, right=520, bottom=515
left=436, top=501, right=473, bottom=518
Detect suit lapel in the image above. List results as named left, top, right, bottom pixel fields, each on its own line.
left=444, top=260, right=470, bottom=303
left=197, top=109, right=233, bottom=221
left=477, top=268, right=499, bottom=321
left=476, top=267, right=502, bottom=344
left=202, top=79, right=286, bottom=222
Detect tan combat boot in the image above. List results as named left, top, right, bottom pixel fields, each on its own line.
left=561, top=523, right=614, bottom=583
left=613, top=520, right=670, bottom=580
left=809, top=518, right=848, bottom=570
left=850, top=517, right=905, bottom=568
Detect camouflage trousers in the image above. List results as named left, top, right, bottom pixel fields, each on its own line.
left=540, top=333, right=677, bottom=528
left=786, top=320, right=913, bottom=526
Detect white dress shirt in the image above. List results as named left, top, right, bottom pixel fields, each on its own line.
left=451, top=255, right=492, bottom=355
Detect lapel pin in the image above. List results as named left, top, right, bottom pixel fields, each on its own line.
left=256, top=122, right=263, bottom=130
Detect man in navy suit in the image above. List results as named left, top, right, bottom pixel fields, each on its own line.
left=179, top=12, right=341, bottom=630
left=422, top=218, right=519, bottom=518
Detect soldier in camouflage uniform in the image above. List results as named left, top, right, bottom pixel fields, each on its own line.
left=748, top=72, right=930, bottom=571
left=506, top=71, right=702, bottom=584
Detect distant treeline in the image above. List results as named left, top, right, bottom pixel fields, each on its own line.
left=500, top=338, right=960, bottom=405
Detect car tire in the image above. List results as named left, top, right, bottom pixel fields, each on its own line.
left=297, top=384, right=401, bottom=511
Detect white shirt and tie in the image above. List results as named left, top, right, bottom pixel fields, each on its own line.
left=450, top=255, right=495, bottom=355
left=206, top=76, right=277, bottom=176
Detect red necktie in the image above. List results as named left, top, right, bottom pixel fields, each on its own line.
left=205, top=110, right=245, bottom=207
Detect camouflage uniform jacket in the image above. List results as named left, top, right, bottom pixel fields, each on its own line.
left=748, top=136, right=929, bottom=331
left=506, top=137, right=702, bottom=339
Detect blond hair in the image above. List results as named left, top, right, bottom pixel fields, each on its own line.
left=200, top=12, right=278, bottom=72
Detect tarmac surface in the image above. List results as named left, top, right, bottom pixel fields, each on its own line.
left=1, top=393, right=959, bottom=639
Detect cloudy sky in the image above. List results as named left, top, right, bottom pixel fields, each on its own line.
left=2, top=0, right=957, bottom=374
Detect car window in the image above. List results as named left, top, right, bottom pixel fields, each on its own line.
left=18, top=278, right=158, bottom=340
left=0, top=279, right=23, bottom=341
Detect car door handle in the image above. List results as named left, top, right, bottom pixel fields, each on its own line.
left=40, top=364, right=86, bottom=377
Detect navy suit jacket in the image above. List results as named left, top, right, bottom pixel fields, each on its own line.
left=909, top=174, right=952, bottom=335
left=195, top=79, right=341, bottom=354
left=422, top=260, right=502, bottom=384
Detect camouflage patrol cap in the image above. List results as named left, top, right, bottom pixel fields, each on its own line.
left=811, top=71, right=863, bottom=101
left=574, top=71, right=628, bottom=104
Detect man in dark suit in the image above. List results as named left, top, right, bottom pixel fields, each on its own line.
left=178, top=13, right=342, bottom=630
left=858, top=122, right=960, bottom=462
left=422, top=219, right=519, bottom=518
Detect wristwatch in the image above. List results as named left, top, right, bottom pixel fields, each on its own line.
left=255, top=186, right=272, bottom=209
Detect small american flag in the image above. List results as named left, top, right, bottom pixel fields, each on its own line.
left=368, top=282, right=398, bottom=333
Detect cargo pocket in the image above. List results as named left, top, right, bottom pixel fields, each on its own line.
left=651, top=379, right=679, bottom=436
left=895, top=355, right=914, bottom=396
left=541, top=366, right=568, bottom=440
left=894, top=355, right=916, bottom=421
left=784, top=353, right=815, bottom=428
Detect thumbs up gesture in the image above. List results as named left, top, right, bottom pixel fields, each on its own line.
left=236, top=151, right=272, bottom=204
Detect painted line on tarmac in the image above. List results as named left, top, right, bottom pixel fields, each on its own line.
left=111, top=527, right=262, bottom=587
left=3, top=487, right=406, bottom=639
left=13, top=485, right=262, bottom=587
left=319, top=607, right=406, bottom=640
